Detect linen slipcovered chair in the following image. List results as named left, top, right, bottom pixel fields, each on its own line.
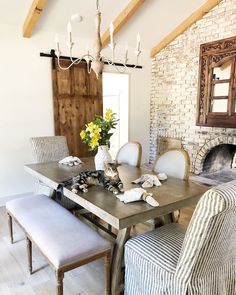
left=153, top=149, right=190, bottom=223
left=125, top=180, right=236, bottom=295
left=113, top=141, right=142, bottom=232
left=30, top=136, right=69, bottom=163
left=116, top=142, right=142, bottom=168
left=30, top=136, right=77, bottom=210
left=153, top=149, right=190, bottom=181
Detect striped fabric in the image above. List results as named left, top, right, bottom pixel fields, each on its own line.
left=125, top=224, right=186, bottom=295
left=125, top=180, right=236, bottom=295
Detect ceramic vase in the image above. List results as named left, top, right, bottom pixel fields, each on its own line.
left=94, top=145, right=112, bottom=170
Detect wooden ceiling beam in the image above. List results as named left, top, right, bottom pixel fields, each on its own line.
left=150, top=0, right=222, bottom=58
left=23, top=0, right=47, bottom=38
left=101, top=0, right=145, bottom=48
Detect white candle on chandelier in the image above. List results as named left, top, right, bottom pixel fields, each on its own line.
left=136, top=32, right=141, bottom=51
left=67, top=21, right=72, bottom=43
left=86, top=43, right=90, bottom=56
left=55, top=34, right=59, bottom=45
left=125, top=44, right=128, bottom=60
left=110, top=22, right=114, bottom=46
left=96, top=0, right=100, bottom=11
left=55, top=34, right=60, bottom=53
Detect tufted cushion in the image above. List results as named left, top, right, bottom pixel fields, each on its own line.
left=6, top=195, right=111, bottom=268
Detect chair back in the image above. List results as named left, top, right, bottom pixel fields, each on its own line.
left=116, top=142, right=142, bottom=167
left=30, top=136, right=77, bottom=209
left=176, top=180, right=236, bottom=288
left=153, top=149, right=190, bottom=180
left=30, top=136, right=69, bottom=163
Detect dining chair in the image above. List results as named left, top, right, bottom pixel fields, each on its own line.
left=30, top=136, right=69, bottom=163
left=30, top=136, right=77, bottom=210
left=153, top=148, right=190, bottom=180
left=125, top=180, right=236, bottom=295
left=116, top=141, right=142, bottom=168
left=112, top=141, right=142, bottom=233
left=153, top=149, right=190, bottom=224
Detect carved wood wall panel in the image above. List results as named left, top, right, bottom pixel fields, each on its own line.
left=197, top=36, right=236, bottom=128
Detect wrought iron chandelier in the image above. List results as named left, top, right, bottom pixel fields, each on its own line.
left=54, top=0, right=142, bottom=78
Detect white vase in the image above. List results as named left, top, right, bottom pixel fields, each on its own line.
left=94, top=145, right=112, bottom=170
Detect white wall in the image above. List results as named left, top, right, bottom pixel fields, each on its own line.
left=0, top=24, right=55, bottom=198
left=0, top=23, right=150, bottom=199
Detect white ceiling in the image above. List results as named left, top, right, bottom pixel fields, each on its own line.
left=0, top=0, right=207, bottom=51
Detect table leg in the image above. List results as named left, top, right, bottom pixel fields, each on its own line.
left=152, top=212, right=180, bottom=228
left=111, top=227, right=131, bottom=295
left=171, top=210, right=180, bottom=223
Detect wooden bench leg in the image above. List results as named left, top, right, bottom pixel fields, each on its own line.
left=7, top=213, right=13, bottom=244
left=104, top=253, right=111, bottom=295
left=26, top=237, right=33, bottom=274
left=55, top=270, right=64, bottom=295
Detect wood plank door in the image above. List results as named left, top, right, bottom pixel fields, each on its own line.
left=52, top=59, right=103, bottom=157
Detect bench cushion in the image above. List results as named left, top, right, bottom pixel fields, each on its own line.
left=6, top=195, right=111, bottom=268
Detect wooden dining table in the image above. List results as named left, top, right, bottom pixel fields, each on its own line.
left=24, top=157, right=208, bottom=295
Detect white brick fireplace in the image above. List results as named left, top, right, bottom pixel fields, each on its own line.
left=194, top=136, right=236, bottom=174
left=150, top=0, right=236, bottom=176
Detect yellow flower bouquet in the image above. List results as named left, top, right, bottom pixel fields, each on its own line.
left=80, top=109, right=118, bottom=151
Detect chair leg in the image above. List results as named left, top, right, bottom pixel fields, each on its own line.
left=104, top=253, right=111, bottom=295
left=26, top=237, right=33, bottom=274
left=7, top=213, right=13, bottom=244
left=55, top=270, right=64, bottom=295
left=172, top=210, right=180, bottom=223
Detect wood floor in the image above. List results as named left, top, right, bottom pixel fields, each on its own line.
left=0, top=206, right=194, bottom=295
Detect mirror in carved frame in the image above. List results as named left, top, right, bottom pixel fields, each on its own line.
left=197, top=36, right=236, bottom=128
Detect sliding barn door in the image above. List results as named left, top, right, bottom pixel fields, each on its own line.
left=52, top=59, right=103, bottom=157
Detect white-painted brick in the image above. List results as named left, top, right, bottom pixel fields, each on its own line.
left=150, top=0, right=236, bottom=173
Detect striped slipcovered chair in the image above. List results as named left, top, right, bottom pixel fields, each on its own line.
left=125, top=180, right=236, bottom=295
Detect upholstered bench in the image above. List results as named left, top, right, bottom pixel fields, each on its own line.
left=6, top=194, right=111, bottom=295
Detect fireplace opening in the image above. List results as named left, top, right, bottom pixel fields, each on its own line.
left=201, top=144, right=236, bottom=184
